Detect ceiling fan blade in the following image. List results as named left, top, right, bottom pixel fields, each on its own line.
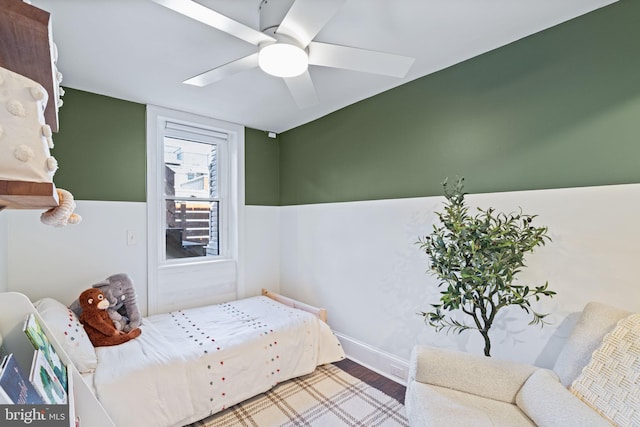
left=152, top=0, right=275, bottom=46
left=183, top=53, right=259, bottom=87
left=308, top=42, right=415, bottom=78
left=276, top=0, right=346, bottom=47
left=284, top=71, right=319, bottom=109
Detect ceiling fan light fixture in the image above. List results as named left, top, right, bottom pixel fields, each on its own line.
left=258, top=42, right=308, bottom=78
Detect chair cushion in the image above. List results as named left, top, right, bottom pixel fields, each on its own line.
left=570, top=313, right=640, bottom=427
left=517, top=369, right=610, bottom=427
left=553, top=302, right=630, bottom=387
left=409, top=345, right=537, bottom=404
left=405, top=381, right=535, bottom=427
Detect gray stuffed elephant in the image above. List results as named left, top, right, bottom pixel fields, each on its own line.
left=94, top=273, right=142, bottom=332
left=70, top=273, right=141, bottom=332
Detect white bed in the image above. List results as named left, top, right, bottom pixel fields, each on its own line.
left=35, top=290, right=345, bottom=427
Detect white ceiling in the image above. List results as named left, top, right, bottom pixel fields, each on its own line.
left=31, top=0, right=616, bottom=133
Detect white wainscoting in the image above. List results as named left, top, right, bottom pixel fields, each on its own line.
left=280, top=184, right=640, bottom=369
left=6, top=201, right=149, bottom=314
left=4, top=186, right=639, bottom=374
left=152, top=260, right=238, bottom=314
left=4, top=202, right=283, bottom=316
left=241, top=206, right=281, bottom=298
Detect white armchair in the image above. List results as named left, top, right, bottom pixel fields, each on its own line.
left=405, top=302, right=635, bottom=426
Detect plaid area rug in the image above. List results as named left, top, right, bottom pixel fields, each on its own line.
left=189, top=364, right=409, bottom=427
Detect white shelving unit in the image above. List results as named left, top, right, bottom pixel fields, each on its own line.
left=0, top=292, right=115, bottom=427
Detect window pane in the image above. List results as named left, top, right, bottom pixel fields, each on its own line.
left=164, top=137, right=218, bottom=199
left=166, top=200, right=219, bottom=259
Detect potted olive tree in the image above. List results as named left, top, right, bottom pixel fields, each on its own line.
left=416, top=177, right=555, bottom=356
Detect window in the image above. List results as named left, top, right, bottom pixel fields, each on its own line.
left=146, top=106, right=244, bottom=314
left=163, top=133, right=221, bottom=259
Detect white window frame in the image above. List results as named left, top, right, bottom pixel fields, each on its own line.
left=146, top=105, right=244, bottom=314
left=162, top=124, right=227, bottom=260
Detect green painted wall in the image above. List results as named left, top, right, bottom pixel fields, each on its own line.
left=245, top=128, right=280, bottom=205
left=54, top=89, right=277, bottom=205
left=278, top=0, right=640, bottom=205
left=54, top=88, right=146, bottom=202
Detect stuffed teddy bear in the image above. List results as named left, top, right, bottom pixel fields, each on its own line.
left=78, top=288, right=141, bottom=347
left=70, top=273, right=142, bottom=332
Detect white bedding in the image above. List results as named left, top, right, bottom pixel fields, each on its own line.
left=91, top=296, right=345, bottom=427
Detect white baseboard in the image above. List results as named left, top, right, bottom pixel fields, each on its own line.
left=334, top=331, right=409, bottom=385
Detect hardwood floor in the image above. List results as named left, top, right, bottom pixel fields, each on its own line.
left=333, top=358, right=407, bottom=404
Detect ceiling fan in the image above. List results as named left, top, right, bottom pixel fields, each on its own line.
left=152, top=0, right=415, bottom=108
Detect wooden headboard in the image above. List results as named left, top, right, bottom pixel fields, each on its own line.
left=262, top=289, right=328, bottom=323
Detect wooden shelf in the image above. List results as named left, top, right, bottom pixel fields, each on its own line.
left=0, top=180, right=59, bottom=210
left=0, top=1, right=63, bottom=211
left=0, top=0, right=59, bottom=132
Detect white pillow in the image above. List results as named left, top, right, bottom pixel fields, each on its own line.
left=34, top=297, right=98, bottom=373
left=570, top=313, right=640, bottom=427
left=553, top=301, right=631, bottom=387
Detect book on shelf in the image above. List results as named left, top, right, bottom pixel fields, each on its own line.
left=0, top=331, right=8, bottom=360
left=0, top=353, right=46, bottom=404
left=29, top=349, right=67, bottom=404
left=23, top=312, right=68, bottom=391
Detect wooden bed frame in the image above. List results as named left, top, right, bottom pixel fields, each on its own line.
left=262, top=289, right=328, bottom=323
